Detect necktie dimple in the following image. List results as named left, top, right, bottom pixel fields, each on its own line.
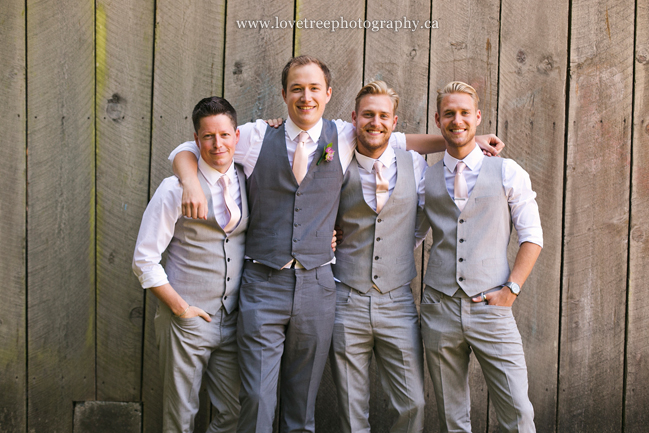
left=454, top=161, right=468, bottom=211
left=219, top=175, right=241, bottom=233
left=374, top=160, right=389, bottom=213
left=293, top=131, right=309, bottom=185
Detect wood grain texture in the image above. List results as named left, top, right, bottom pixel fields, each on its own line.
left=295, top=0, right=365, bottom=121
left=558, top=0, right=634, bottom=431
left=223, top=0, right=293, bottom=124
left=95, top=0, right=154, bottom=402
left=26, top=0, right=95, bottom=430
left=424, top=1, right=501, bottom=430
left=624, top=1, right=649, bottom=430
left=144, top=1, right=226, bottom=429
left=0, top=0, right=26, bottom=431
left=495, top=0, right=569, bottom=431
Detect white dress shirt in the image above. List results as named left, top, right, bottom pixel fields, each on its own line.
left=442, top=144, right=543, bottom=247
left=132, top=159, right=242, bottom=289
left=168, top=117, right=408, bottom=178
left=353, top=146, right=430, bottom=247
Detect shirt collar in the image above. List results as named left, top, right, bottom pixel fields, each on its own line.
left=354, top=145, right=396, bottom=173
left=198, top=157, right=236, bottom=186
left=285, top=116, right=323, bottom=144
left=443, top=143, right=484, bottom=173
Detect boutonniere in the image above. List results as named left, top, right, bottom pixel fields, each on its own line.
left=316, top=143, right=335, bottom=165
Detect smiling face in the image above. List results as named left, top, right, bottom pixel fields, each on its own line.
left=194, top=114, right=239, bottom=173
left=282, top=62, right=332, bottom=131
left=352, top=94, right=398, bottom=159
left=435, top=92, right=482, bottom=160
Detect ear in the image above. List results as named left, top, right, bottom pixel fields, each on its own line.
left=392, top=114, right=398, bottom=129
left=434, top=112, right=441, bottom=129
left=282, top=88, right=287, bottom=103
left=194, top=132, right=200, bottom=148
left=351, top=110, right=357, bottom=128
left=325, top=86, right=332, bottom=103
left=476, top=109, right=482, bottom=126
left=234, top=128, right=240, bottom=145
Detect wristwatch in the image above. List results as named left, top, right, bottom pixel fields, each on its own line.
left=503, top=281, right=521, bottom=296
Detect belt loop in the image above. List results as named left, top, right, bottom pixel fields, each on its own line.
left=267, top=268, right=273, bottom=281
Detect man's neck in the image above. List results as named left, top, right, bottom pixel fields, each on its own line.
left=356, top=143, right=389, bottom=160
left=446, top=141, right=476, bottom=160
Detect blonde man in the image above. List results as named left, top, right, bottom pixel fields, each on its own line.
left=421, top=81, right=542, bottom=433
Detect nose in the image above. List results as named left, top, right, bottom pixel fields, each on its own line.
left=302, top=88, right=313, bottom=101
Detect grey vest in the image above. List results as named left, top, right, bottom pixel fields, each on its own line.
left=423, top=157, right=511, bottom=297
left=333, top=150, right=418, bottom=293
left=245, top=119, right=343, bottom=270
left=165, top=164, right=248, bottom=314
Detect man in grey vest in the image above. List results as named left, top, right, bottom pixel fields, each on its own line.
left=421, top=81, right=543, bottom=433
left=168, top=56, right=504, bottom=433
left=330, top=80, right=427, bottom=433
left=132, top=97, right=247, bottom=433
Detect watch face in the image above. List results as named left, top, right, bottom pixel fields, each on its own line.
left=506, top=282, right=520, bottom=295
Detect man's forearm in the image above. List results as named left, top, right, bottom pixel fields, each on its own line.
left=405, top=134, right=446, bottom=154
left=149, top=283, right=188, bottom=316
left=508, top=242, right=542, bottom=287
left=172, top=150, right=200, bottom=184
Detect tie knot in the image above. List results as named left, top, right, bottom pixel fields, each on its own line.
left=373, top=160, right=384, bottom=173
left=456, top=161, right=466, bottom=174
left=297, top=131, right=309, bottom=144
left=219, top=175, right=230, bottom=189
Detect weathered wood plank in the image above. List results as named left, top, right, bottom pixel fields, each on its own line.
left=26, top=0, right=95, bottom=430
left=624, top=1, right=649, bottom=430
left=295, top=0, right=365, bottom=121
left=222, top=0, right=293, bottom=124
left=143, top=0, right=227, bottom=430
left=363, top=2, right=432, bottom=431
left=95, top=0, right=154, bottom=402
left=425, top=1, right=501, bottom=430
left=0, top=0, right=26, bottom=431
left=558, top=0, right=634, bottom=431
left=495, top=0, right=569, bottom=431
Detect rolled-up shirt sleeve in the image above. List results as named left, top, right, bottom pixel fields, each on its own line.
left=132, top=177, right=183, bottom=288
left=503, top=160, right=543, bottom=248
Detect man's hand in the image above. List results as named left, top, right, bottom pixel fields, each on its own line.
left=476, top=134, right=504, bottom=157
left=266, top=118, right=284, bottom=129
left=472, top=286, right=517, bottom=307
left=178, top=305, right=212, bottom=322
left=334, top=226, right=343, bottom=245
left=181, top=178, right=208, bottom=219
left=331, top=229, right=337, bottom=252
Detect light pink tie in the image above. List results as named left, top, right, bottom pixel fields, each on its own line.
left=374, top=161, right=389, bottom=213
left=454, top=161, right=468, bottom=211
left=293, top=131, right=309, bottom=185
left=219, top=175, right=241, bottom=233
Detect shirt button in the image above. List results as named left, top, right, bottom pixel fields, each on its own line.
left=459, top=258, right=464, bottom=262
left=459, top=277, right=465, bottom=282
left=459, top=239, right=465, bottom=243
left=459, top=219, right=465, bottom=224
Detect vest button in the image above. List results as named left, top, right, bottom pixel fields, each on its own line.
left=377, top=218, right=382, bottom=223
left=227, top=277, right=231, bottom=281
left=459, top=219, right=465, bottom=224
left=376, top=237, right=381, bottom=241
left=295, top=208, right=300, bottom=212
left=459, top=258, right=464, bottom=262
left=459, top=277, right=465, bottom=282
left=227, top=258, right=231, bottom=262
left=459, top=238, right=465, bottom=243
left=293, top=238, right=298, bottom=243
left=225, top=239, right=229, bottom=243
left=373, top=275, right=378, bottom=279
left=375, top=256, right=379, bottom=260
left=292, top=252, right=296, bottom=257
left=294, top=223, right=298, bottom=227
left=296, top=192, right=302, bottom=196
left=224, top=295, right=228, bottom=300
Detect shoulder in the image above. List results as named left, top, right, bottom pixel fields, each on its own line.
left=152, top=176, right=183, bottom=201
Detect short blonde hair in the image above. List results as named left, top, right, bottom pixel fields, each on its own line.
left=436, top=81, right=479, bottom=112
left=355, top=80, right=399, bottom=114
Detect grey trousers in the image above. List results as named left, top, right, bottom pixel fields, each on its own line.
left=330, top=283, right=426, bottom=433
left=236, top=261, right=337, bottom=433
left=155, top=303, right=240, bottom=433
left=420, top=287, right=535, bottom=433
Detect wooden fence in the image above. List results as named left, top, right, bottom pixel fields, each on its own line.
left=1, top=0, right=647, bottom=431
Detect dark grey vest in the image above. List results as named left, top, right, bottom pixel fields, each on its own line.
left=333, top=149, right=418, bottom=292
left=245, top=119, right=343, bottom=270
left=423, top=157, right=511, bottom=297
left=165, top=164, right=248, bottom=314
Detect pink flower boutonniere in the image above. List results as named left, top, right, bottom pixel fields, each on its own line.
left=317, top=143, right=335, bottom=165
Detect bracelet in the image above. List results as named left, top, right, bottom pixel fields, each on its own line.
left=176, top=305, right=190, bottom=317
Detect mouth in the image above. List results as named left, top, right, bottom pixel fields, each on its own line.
left=449, top=128, right=467, bottom=135
left=364, top=128, right=386, bottom=136
left=297, top=105, right=316, bottom=113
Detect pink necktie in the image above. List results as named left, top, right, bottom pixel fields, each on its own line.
left=454, top=161, right=468, bottom=211
left=219, top=175, right=241, bottom=233
left=293, top=131, right=309, bottom=185
left=374, top=161, right=389, bottom=213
